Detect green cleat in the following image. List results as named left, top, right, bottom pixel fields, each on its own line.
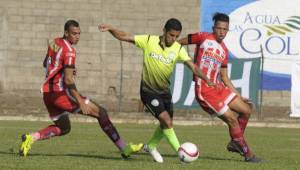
left=19, top=134, right=34, bottom=156
left=121, top=143, right=143, bottom=159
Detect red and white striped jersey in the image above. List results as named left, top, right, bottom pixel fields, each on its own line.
left=41, top=38, right=76, bottom=92
left=188, top=32, right=228, bottom=90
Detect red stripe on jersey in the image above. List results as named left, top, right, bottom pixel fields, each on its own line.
left=41, top=38, right=76, bottom=92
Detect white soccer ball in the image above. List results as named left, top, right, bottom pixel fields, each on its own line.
left=178, top=142, right=200, bottom=163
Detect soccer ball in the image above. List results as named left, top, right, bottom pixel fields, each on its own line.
left=178, top=142, right=200, bottom=163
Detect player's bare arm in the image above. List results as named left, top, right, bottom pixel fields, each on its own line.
left=98, top=24, right=135, bottom=44
left=64, top=67, right=91, bottom=114
left=220, top=67, right=245, bottom=97
left=178, top=37, right=189, bottom=45
left=220, top=67, right=238, bottom=92
left=184, top=60, right=215, bottom=87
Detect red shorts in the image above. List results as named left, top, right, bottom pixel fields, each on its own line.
left=195, top=84, right=236, bottom=116
left=43, top=90, right=87, bottom=121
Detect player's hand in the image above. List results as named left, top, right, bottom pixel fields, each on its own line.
left=241, top=96, right=250, bottom=103
left=241, top=97, right=255, bottom=110
left=79, top=99, right=92, bottom=115
left=206, top=80, right=216, bottom=87
left=215, top=83, right=223, bottom=91
left=98, top=24, right=112, bottom=32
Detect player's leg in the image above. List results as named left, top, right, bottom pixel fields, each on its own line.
left=228, top=97, right=252, bottom=134
left=78, top=99, right=143, bottom=158
left=195, top=86, right=261, bottom=162
left=158, top=111, right=180, bottom=152
left=142, top=125, right=164, bottom=163
left=61, top=89, right=142, bottom=156
left=143, top=90, right=180, bottom=152
left=30, top=114, right=70, bottom=142
left=20, top=92, right=70, bottom=156
left=219, top=110, right=249, bottom=156
left=145, top=126, right=164, bottom=151
left=219, top=109, right=261, bottom=162
left=143, top=110, right=180, bottom=163
left=141, top=89, right=164, bottom=151
left=141, top=91, right=168, bottom=162
left=158, top=97, right=180, bottom=153
left=141, top=108, right=164, bottom=163
left=162, top=98, right=180, bottom=152
left=227, top=97, right=262, bottom=162
left=141, top=90, right=180, bottom=162
left=20, top=115, right=70, bottom=156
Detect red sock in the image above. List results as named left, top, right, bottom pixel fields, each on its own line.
left=98, top=114, right=125, bottom=151
left=238, top=115, right=249, bottom=134
left=229, top=127, right=252, bottom=157
left=35, top=125, right=61, bottom=141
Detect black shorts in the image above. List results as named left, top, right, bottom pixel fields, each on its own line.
left=140, top=88, right=173, bottom=119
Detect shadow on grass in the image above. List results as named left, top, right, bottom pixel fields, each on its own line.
left=0, top=150, right=129, bottom=161
left=135, top=152, right=177, bottom=158
left=0, top=150, right=15, bottom=155
left=0, top=149, right=243, bottom=163
left=135, top=152, right=243, bottom=162
left=200, top=155, right=242, bottom=162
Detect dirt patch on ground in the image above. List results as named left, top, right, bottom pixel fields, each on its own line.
left=0, top=92, right=297, bottom=122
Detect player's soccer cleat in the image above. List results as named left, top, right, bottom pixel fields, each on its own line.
left=245, top=155, right=263, bottom=163
left=226, top=140, right=244, bottom=156
left=121, top=143, right=143, bottom=159
left=143, top=144, right=163, bottom=163
left=19, top=134, right=34, bottom=156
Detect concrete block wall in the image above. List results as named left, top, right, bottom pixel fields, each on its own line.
left=0, top=0, right=201, bottom=111
left=0, top=0, right=289, bottom=112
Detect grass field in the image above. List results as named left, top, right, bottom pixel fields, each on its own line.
left=1, top=120, right=300, bottom=170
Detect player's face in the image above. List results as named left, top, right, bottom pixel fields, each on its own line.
left=213, top=21, right=229, bottom=43
left=65, top=26, right=81, bottom=45
left=164, top=29, right=181, bottom=47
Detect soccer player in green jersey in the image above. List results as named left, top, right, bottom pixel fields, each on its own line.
left=98, top=18, right=214, bottom=163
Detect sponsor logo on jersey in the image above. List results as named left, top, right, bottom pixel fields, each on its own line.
left=149, top=51, right=175, bottom=64
left=203, top=49, right=225, bottom=61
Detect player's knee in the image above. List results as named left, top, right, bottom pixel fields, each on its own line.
left=98, top=106, right=108, bottom=117
left=242, top=108, right=252, bottom=118
left=161, top=119, right=173, bottom=128
left=166, top=120, right=173, bottom=128
left=226, top=116, right=239, bottom=127
left=245, top=110, right=252, bottom=117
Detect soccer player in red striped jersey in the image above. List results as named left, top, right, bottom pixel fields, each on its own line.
left=19, top=20, right=143, bottom=158
left=179, top=13, right=262, bottom=163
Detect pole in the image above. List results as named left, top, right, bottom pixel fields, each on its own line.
left=119, top=41, right=124, bottom=112
left=259, top=45, right=265, bottom=120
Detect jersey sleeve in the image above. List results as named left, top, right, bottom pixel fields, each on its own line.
left=63, top=49, right=76, bottom=68
left=134, top=35, right=149, bottom=49
left=188, top=32, right=207, bottom=44
left=177, top=46, right=191, bottom=62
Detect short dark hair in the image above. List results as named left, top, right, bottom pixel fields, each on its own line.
left=64, top=20, right=79, bottom=31
left=212, top=12, right=229, bottom=24
left=164, top=18, right=182, bottom=32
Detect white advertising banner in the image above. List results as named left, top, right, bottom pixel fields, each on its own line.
left=290, top=63, right=300, bottom=117
left=202, top=0, right=300, bottom=90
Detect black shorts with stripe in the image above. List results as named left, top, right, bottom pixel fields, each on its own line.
left=140, top=87, right=173, bottom=119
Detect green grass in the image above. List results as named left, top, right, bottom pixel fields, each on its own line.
left=1, top=120, right=300, bottom=170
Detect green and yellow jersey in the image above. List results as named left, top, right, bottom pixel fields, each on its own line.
left=135, top=35, right=191, bottom=93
